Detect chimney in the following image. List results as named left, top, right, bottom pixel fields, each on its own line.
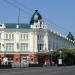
left=16, top=25, right=19, bottom=28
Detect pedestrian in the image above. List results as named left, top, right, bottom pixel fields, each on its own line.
left=0, top=57, right=2, bottom=64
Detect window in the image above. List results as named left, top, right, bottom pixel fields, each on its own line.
left=0, top=43, right=1, bottom=50
left=26, top=34, right=28, bottom=39
left=20, top=33, right=28, bottom=40
left=37, top=35, right=44, bottom=40
left=5, top=43, right=14, bottom=51
left=12, top=34, right=14, bottom=39
left=5, top=33, right=14, bottom=40
left=20, top=43, right=28, bottom=51
left=6, top=34, right=8, bottom=39
left=0, top=33, right=1, bottom=39
left=48, top=41, right=51, bottom=51
left=37, top=44, right=43, bottom=52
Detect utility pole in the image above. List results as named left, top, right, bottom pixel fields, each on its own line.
left=18, top=8, right=20, bottom=25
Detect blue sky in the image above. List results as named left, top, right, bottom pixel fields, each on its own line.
left=0, top=0, right=75, bottom=36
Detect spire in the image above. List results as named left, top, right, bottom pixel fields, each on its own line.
left=30, top=10, right=42, bottom=24
left=67, top=32, right=74, bottom=41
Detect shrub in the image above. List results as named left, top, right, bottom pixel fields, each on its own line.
left=53, top=48, right=75, bottom=65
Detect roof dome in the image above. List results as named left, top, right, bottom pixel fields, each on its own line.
left=30, top=10, right=42, bottom=24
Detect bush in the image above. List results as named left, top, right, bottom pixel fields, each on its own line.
left=53, top=48, right=75, bottom=65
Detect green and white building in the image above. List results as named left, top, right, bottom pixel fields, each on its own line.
left=0, top=10, right=75, bottom=64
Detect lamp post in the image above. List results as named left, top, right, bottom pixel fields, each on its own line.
left=59, top=50, right=62, bottom=59
left=58, top=50, right=62, bottom=66
left=50, top=48, right=53, bottom=66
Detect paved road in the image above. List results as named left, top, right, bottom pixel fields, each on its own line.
left=0, top=66, right=75, bottom=75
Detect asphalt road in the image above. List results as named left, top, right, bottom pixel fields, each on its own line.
left=0, top=66, right=75, bottom=75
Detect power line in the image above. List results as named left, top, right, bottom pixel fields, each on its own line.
left=43, top=17, right=74, bottom=35
left=18, top=8, right=20, bottom=25
left=3, top=0, right=74, bottom=35
left=4, top=0, right=69, bottom=34
left=3, top=0, right=32, bottom=15
left=12, top=0, right=33, bottom=12
left=44, top=18, right=67, bottom=33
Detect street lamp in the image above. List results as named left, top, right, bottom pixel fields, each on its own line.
left=50, top=48, right=53, bottom=66
left=59, top=50, right=62, bottom=59
left=58, top=50, right=62, bottom=66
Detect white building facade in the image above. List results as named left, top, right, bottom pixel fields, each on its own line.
left=0, top=10, right=75, bottom=64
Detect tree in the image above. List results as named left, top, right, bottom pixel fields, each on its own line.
left=67, top=32, right=74, bottom=41
left=53, top=48, right=75, bottom=65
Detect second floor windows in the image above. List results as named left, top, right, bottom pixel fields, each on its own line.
left=37, top=35, right=44, bottom=40
left=5, top=33, right=14, bottom=40
left=2, top=33, right=29, bottom=40
left=37, top=44, right=43, bottom=52
left=0, top=33, right=1, bottom=39
left=20, top=33, right=28, bottom=40
left=0, top=43, right=1, bottom=50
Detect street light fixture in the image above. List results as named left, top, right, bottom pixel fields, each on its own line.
left=58, top=50, right=62, bottom=66
left=59, top=50, right=62, bottom=59
left=50, top=48, right=53, bottom=66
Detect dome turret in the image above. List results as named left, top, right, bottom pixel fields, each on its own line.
left=30, top=10, right=42, bottom=24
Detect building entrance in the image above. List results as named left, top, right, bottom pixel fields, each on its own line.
left=38, top=55, right=45, bottom=65
left=21, top=56, right=29, bottom=64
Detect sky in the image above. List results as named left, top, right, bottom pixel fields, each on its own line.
left=0, top=0, right=75, bottom=36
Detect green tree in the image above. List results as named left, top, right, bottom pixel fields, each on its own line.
left=53, top=48, right=75, bottom=65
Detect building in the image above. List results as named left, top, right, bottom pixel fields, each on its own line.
left=0, top=10, right=75, bottom=65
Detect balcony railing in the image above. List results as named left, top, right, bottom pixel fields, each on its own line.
left=4, top=39, right=14, bottom=41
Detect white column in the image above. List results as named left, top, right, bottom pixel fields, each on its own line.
left=1, top=31, right=5, bottom=51
left=28, top=32, right=34, bottom=52
left=44, top=32, right=48, bottom=52
left=14, top=32, right=20, bottom=52
left=34, top=32, right=37, bottom=52
left=29, top=31, right=37, bottom=53
left=14, top=32, right=20, bottom=42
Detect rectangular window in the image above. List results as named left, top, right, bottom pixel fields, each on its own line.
left=37, top=35, right=44, bottom=40
left=12, top=34, right=14, bottom=39
left=5, top=34, right=14, bottom=40
left=26, top=34, right=28, bottom=39
left=38, top=44, right=43, bottom=52
left=21, top=34, right=22, bottom=39
left=5, top=43, right=14, bottom=51
left=20, top=33, right=28, bottom=40
left=5, top=34, right=8, bottom=39
left=20, top=43, right=28, bottom=51
left=48, top=41, right=51, bottom=51
left=23, top=34, right=25, bottom=39
left=0, top=33, right=1, bottom=39
left=0, top=43, right=1, bottom=50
